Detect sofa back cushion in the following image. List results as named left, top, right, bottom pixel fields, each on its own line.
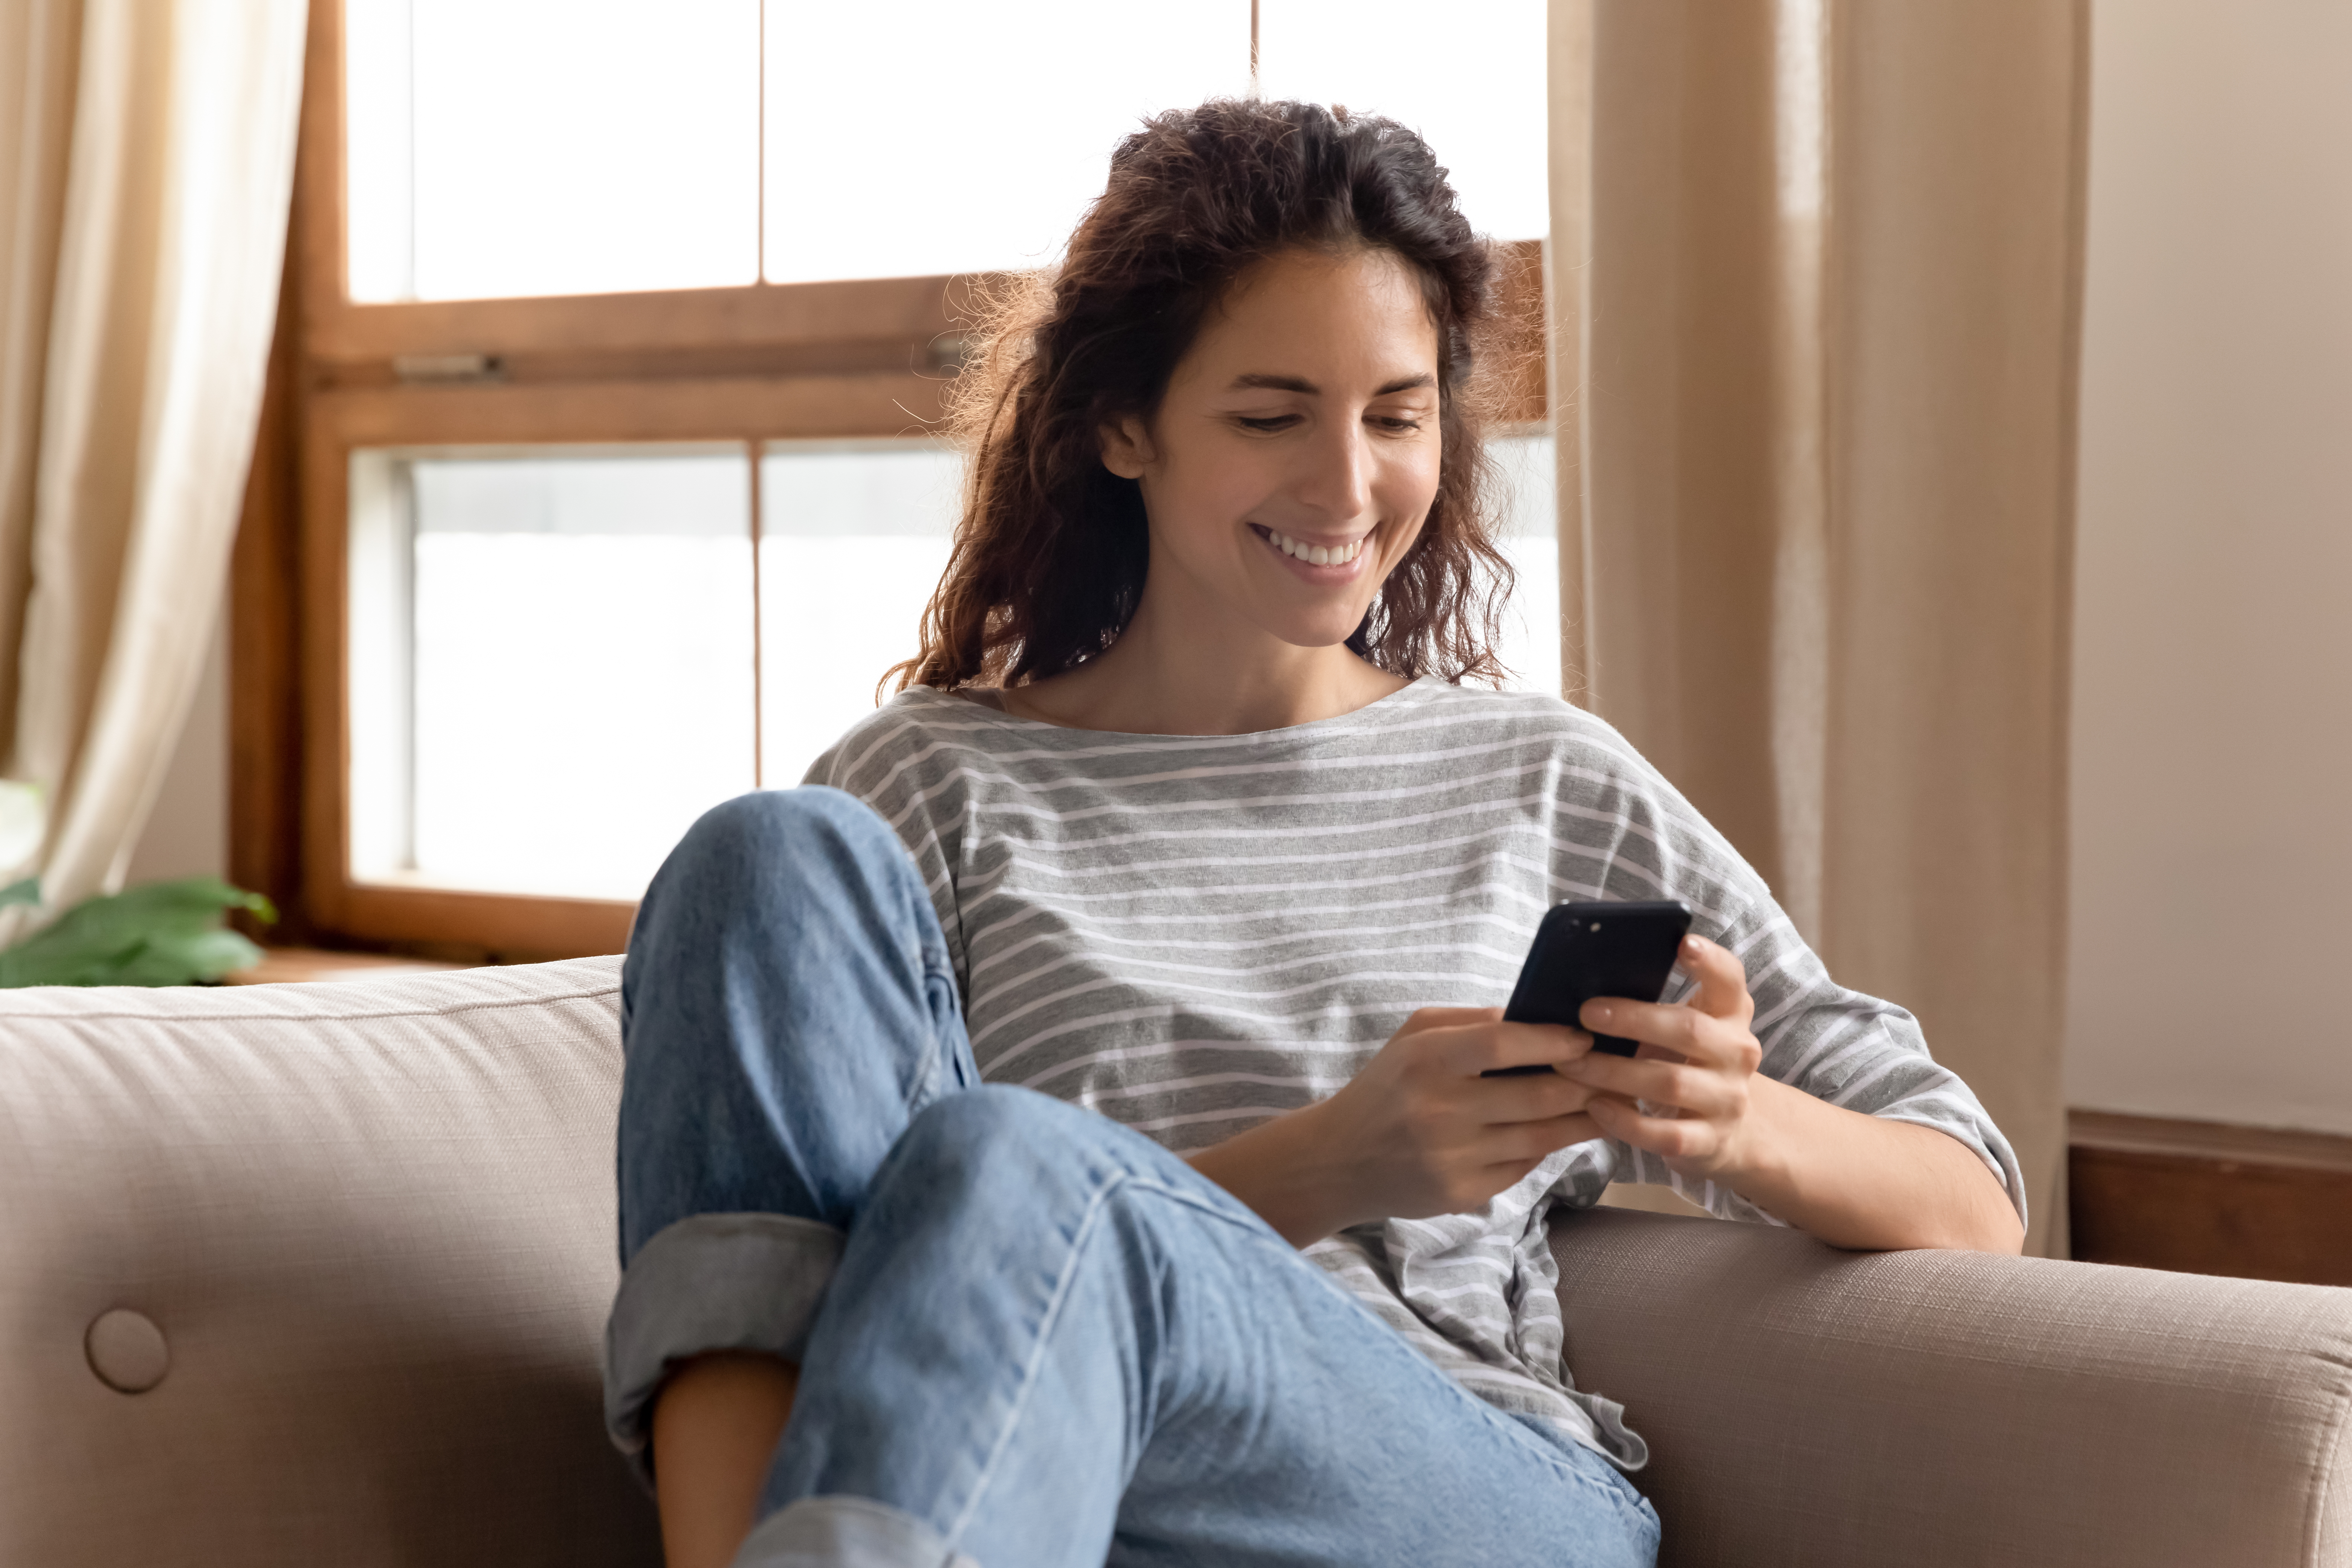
left=0, top=958, right=659, bottom=1568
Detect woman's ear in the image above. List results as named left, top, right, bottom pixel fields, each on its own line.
left=1098, top=414, right=1156, bottom=480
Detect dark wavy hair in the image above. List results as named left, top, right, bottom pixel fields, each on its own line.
left=890, top=98, right=1517, bottom=693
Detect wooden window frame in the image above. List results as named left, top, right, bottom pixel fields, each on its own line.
left=234, top=0, right=1549, bottom=962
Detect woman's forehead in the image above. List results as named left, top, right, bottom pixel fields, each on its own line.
left=1187, top=249, right=1441, bottom=385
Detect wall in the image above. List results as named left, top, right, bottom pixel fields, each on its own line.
left=2067, top=0, right=2352, bottom=1135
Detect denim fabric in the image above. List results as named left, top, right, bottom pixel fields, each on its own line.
left=610, top=788, right=1659, bottom=1568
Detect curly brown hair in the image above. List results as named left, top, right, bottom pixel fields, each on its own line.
left=890, top=98, right=1518, bottom=694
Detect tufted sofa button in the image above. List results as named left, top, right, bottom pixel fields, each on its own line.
left=85, top=1308, right=170, bottom=1394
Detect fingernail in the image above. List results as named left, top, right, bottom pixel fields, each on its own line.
left=1683, top=935, right=1703, bottom=953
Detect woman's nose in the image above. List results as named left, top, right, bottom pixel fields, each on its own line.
left=1292, top=420, right=1375, bottom=521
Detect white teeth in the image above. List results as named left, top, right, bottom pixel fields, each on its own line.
left=1265, top=529, right=1365, bottom=566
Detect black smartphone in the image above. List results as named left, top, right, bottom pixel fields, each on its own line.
left=1486, top=900, right=1694, bottom=1073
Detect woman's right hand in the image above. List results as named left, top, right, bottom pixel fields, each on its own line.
left=1188, top=1006, right=1604, bottom=1246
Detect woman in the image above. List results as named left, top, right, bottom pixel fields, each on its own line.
left=607, top=100, right=2026, bottom=1568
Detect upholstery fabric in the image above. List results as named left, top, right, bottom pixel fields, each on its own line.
left=0, top=957, right=661, bottom=1568
left=1551, top=1205, right=2352, bottom=1567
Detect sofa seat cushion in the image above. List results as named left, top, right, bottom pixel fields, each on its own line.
left=0, top=957, right=660, bottom=1568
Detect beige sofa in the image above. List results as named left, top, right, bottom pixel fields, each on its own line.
left=2, top=958, right=2346, bottom=1566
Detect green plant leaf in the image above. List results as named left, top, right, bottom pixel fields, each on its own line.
left=0, top=875, right=277, bottom=988
left=0, top=876, right=35, bottom=909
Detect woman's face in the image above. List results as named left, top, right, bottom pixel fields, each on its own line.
left=1100, top=246, right=1444, bottom=652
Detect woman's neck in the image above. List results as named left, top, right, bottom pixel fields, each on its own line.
left=996, top=592, right=1409, bottom=736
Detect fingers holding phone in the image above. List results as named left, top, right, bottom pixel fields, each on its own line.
left=1313, top=1008, right=1607, bottom=1219
left=1564, top=933, right=1768, bottom=1177
left=1307, top=911, right=1758, bottom=1223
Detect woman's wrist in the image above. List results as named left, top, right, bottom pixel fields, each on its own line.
left=1704, top=1075, right=2022, bottom=1252
left=1711, top=1072, right=1800, bottom=1192
left=1188, top=1096, right=1366, bottom=1247
left=1707, top=1073, right=1894, bottom=1232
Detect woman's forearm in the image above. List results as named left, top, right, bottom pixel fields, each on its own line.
left=1187, top=1010, right=2024, bottom=1255
left=1724, top=1075, right=2024, bottom=1253
left=1569, top=942, right=2024, bottom=1256
left=1187, top=1098, right=1368, bottom=1247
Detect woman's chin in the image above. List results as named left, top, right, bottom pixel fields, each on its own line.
left=1261, top=609, right=1381, bottom=653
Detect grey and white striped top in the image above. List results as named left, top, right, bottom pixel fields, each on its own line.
left=808, top=676, right=2026, bottom=1467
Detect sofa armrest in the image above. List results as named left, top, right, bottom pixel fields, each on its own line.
left=1550, top=1206, right=2352, bottom=1567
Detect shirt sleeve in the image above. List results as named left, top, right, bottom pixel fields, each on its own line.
left=1547, top=711, right=2029, bottom=1229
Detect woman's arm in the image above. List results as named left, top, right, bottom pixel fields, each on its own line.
left=1564, top=934, right=2024, bottom=1254
left=1191, top=937, right=2021, bottom=1255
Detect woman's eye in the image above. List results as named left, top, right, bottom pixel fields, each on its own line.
left=1372, top=415, right=1425, bottom=433
left=1236, top=415, right=1298, bottom=432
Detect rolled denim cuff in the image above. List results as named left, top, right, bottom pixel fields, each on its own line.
left=603, top=1211, right=846, bottom=1485
left=737, top=1495, right=980, bottom=1568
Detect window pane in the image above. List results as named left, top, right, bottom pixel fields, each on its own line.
left=761, top=1, right=1251, bottom=283
left=1257, top=0, right=1549, bottom=240
left=344, top=1, right=1546, bottom=296
left=1491, top=433, right=1562, bottom=696
left=758, top=442, right=962, bottom=787
left=348, top=447, right=755, bottom=901
left=345, top=0, right=760, bottom=302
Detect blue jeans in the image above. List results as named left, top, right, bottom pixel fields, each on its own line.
left=606, top=788, right=1660, bottom=1568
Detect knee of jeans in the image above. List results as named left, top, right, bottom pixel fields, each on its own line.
left=651, top=787, right=907, bottom=915
left=888, top=1087, right=1109, bottom=1209
left=678, top=786, right=892, bottom=870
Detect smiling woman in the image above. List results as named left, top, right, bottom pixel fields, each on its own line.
left=613, top=95, right=2024, bottom=1568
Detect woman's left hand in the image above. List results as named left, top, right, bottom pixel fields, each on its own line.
left=1559, top=933, right=1766, bottom=1182
left=1560, top=930, right=2025, bottom=1254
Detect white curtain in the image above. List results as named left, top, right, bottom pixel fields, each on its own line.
left=0, top=0, right=306, bottom=934
left=1550, top=0, right=2089, bottom=1255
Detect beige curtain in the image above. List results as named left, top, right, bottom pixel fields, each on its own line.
left=1549, top=0, right=2089, bottom=1256
left=0, top=0, right=306, bottom=933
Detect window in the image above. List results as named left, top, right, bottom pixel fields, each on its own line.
left=346, top=446, right=758, bottom=901
left=756, top=441, right=964, bottom=789
left=243, top=0, right=1555, bottom=959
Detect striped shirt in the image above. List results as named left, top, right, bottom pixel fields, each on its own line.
left=808, top=676, right=2026, bottom=1467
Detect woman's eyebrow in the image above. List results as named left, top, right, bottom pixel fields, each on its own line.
left=1226, top=372, right=1438, bottom=395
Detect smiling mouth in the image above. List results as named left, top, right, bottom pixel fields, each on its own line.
left=1252, top=524, right=1368, bottom=568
